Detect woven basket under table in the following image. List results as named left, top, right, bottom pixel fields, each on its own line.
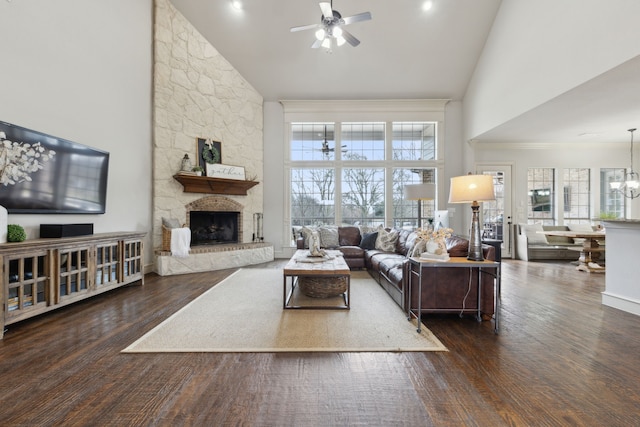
left=298, top=276, right=348, bottom=298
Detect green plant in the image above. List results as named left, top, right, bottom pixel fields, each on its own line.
left=192, top=166, right=204, bottom=172
left=7, top=224, right=26, bottom=242
left=599, top=211, right=619, bottom=219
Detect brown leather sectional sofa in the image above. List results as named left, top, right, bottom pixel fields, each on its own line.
left=297, top=226, right=497, bottom=318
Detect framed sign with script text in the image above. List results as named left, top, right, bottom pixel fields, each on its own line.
left=206, top=163, right=246, bottom=181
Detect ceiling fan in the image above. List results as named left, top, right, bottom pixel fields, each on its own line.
left=290, top=1, right=372, bottom=50
left=315, top=126, right=346, bottom=155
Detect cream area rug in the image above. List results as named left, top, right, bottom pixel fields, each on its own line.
left=122, top=269, right=446, bottom=353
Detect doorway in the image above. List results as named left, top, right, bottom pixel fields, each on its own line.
left=476, top=165, right=513, bottom=258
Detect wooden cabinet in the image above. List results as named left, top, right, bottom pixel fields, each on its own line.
left=1, top=232, right=145, bottom=338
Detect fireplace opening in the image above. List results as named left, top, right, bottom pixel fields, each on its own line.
left=190, top=211, right=239, bottom=246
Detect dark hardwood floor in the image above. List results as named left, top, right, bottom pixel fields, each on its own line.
left=1, top=259, right=639, bottom=426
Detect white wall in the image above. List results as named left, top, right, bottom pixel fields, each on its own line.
left=0, top=1, right=153, bottom=260
left=464, top=0, right=640, bottom=140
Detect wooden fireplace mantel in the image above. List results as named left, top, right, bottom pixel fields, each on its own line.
left=173, top=174, right=259, bottom=196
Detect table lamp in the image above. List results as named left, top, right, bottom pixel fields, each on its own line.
left=448, top=174, right=495, bottom=261
left=404, top=183, right=436, bottom=229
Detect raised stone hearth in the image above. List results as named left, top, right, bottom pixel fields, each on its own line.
left=156, top=242, right=274, bottom=276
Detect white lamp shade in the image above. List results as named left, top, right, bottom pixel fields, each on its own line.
left=448, top=174, right=495, bottom=203
left=404, top=183, right=436, bottom=200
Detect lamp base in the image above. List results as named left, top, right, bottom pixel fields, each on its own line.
left=467, top=203, right=484, bottom=261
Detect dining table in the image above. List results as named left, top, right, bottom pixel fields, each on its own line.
left=539, top=230, right=606, bottom=273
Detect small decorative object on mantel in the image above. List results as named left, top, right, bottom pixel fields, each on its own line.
left=191, top=166, right=204, bottom=176
left=179, top=154, right=194, bottom=174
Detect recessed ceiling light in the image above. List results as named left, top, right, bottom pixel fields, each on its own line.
left=231, top=1, right=242, bottom=10
left=423, top=1, right=434, bottom=11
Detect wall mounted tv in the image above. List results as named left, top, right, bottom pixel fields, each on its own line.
left=0, top=121, right=109, bottom=214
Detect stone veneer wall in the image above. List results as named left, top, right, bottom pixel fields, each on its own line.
left=152, top=0, right=264, bottom=263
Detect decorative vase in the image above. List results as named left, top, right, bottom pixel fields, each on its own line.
left=0, top=205, right=7, bottom=243
left=426, top=238, right=446, bottom=255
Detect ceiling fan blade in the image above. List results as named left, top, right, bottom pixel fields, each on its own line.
left=311, top=39, right=323, bottom=49
left=291, top=23, right=321, bottom=32
left=342, top=11, right=372, bottom=25
left=319, top=2, right=333, bottom=20
left=341, top=29, right=360, bottom=47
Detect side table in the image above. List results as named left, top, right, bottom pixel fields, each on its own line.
left=406, top=256, right=501, bottom=334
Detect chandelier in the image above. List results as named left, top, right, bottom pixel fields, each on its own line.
left=610, top=128, right=640, bottom=199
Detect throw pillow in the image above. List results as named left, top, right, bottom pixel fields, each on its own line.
left=522, top=223, right=547, bottom=244
left=359, top=232, right=378, bottom=250
left=318, top=226, right=339, bottom=248
left=375, top=226, right=399, bottom=252
left=162, top=217, right=181, bottom=229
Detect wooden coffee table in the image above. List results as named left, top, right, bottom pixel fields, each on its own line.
left=283, top=250, right=351, bottom=310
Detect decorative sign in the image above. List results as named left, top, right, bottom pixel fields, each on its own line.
left=206, top=163, right=246, bottom=181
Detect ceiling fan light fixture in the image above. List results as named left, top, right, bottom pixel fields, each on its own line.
left=321, top=37, right=332, bottom=49
left=336, top=35, right=346, bottom=46
left=315, top=28, right=326, bottom=41
left=332, top=26, right=343, bottom=38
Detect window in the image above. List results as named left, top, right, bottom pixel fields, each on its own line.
left=342, top=123, right=385, bottom=161
left=527, top=168, right=555, bottom=224
left=341, top=167, right=385, bottom=226
left=562, top=168, right=590, bottom=224
left=290, top=168, right=335, bottom=226
left=289, top=120, right=439, bottom=229
left=600, top=168, right=625, bottom=219
left=392, top=122, right=436, bottom=160
left=392, top=168, right=435, bottom=230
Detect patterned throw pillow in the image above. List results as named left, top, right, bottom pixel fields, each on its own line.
left=318, top=226, right=339, bottom=248
left=375, top=226, right=399, bottom=252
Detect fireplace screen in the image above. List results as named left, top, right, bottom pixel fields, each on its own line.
left=190, top=211, right=239, bottom=245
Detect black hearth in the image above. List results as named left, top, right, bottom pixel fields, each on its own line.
left=190, top=211, right=239, bottom=246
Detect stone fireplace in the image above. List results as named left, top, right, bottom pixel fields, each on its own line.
left=155, top=195, right=273, bottom=276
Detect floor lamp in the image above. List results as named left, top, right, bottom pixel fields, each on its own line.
left=404, top=183, right=436, bottom=229
left=448, top=174, right=495, bottom=261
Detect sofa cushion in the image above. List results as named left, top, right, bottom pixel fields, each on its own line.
left=360, top=231, right=378, bottom=250
left=446, top=235, right=469, bottom=257
left=338, top=226, right=361, bottom=246
left=318, top=226, right=339, bottom=248
left=523, top=224, right=547, bottom=244
left=395, top=229, right=417, bottom=256
left=375, top=227, right=398, bottom=252
left=339, top=245, right=364, bottom=259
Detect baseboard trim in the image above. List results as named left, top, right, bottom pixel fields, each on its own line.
left=602, top=291, right=640, bottom=317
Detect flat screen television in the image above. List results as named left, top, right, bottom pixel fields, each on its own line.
left=0, top=121, right=109, bottom=214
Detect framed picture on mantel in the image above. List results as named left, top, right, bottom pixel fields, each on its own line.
left=206, top=163, right=246, bottom=181
left=196, top=138, right=222, bottom=167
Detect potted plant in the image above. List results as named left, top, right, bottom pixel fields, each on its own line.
left=192, top=166, right=204, bottom=176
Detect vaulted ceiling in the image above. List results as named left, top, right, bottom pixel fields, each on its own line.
left=169, top=0, right=502, bottom=102
left=169, top=0, right=640, bottom=145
